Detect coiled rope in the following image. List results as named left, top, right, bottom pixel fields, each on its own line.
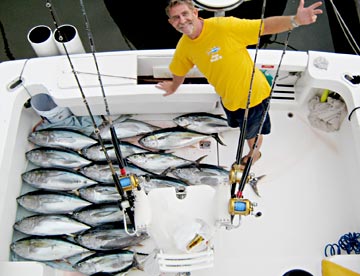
left=325, top=232, right=360, bottom=257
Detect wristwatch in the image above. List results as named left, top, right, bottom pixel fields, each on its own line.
left=290, top=15, right=299, bottom=28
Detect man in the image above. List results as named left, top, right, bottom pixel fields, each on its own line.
left=156, top=0, right=322, bottom=166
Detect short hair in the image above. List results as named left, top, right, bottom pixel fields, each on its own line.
left=165, top=0, right=195, bottom=17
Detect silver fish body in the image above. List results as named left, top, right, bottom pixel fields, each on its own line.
left=78, top=184, right=121, bottom=204
left=73, top=250, right=136, bottom=274
left=26, top=147, right=92, bottom=169
left=138, top=127, right=225, bottom=150
left=79, top=163, right=152, bottom=183
left=166, top=163, right=230, bottom=186
left=10, top=237, right=89, bottom=261
left=21, top=168, right=98, bottom=191
left=71, top=203, right=125, bottom=226
left=14, top=214, right=91, bottom=236
left=10, top=249, right=95, bottom=272
left=173, top=112, right=231, bottom=134
left=17, top=190, right=92, bottom=214
left=28, top=128, right=98, bottom=151
left=126, top=152, right=206, bottom=175
left=96, top=118, right=160, bottom=140
left=74, top=223, right=149, bottom=251
left=45, top=251, right=96, bottom=272
left=81, top=141, right=149, bottom=162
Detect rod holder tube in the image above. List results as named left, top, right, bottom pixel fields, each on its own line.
left=27, top=25, right=60, bottom=57
left=53, top=24, right=85, bottom=55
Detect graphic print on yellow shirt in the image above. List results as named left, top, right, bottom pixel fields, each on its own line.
left=208, top=46, right=222, bottom=63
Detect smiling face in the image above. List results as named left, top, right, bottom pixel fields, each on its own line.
left=167, top=2, right=199, bottom=38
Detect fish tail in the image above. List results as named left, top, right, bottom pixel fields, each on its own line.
left=212, top=133, right=226, bottom=146
left=133, top=252, right=149, bottom=271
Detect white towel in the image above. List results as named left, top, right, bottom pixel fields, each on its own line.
left=308, top=96, right=347, bottom=132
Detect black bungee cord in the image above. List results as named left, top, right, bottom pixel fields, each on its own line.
left=45, top=0, right=137, bottom=231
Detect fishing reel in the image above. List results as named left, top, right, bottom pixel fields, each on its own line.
left=228, top=163, right=261, bottom=217
left=228, top=198, right=259, bottom=216
left=118, top=174, right=140, bottom=192
left=229, top=163, right=243, bottom=184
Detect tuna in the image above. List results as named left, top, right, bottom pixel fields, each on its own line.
left=13, top=214, right=91, bottom=236
left=138, top=127, right=226, bottom=151
left=16, top=190, right=92, bottom=214
left=173, top=112, right=231, bottom=134
left=21, top=167, right=98, bottom=191
left=25, top=147, right=92, bottom=169
left=28, top=128, right=98, bottom=151
left=10, top=236, right=89, bottom=261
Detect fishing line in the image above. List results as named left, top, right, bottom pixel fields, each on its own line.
left=74, top=70, right=137, bottom=80
left=230, top=0, right=267, bottom=199
left=328, top=0, right=360, bottom=55
left=78, top=0, right=137, bottom=229
left=45, top=0, right=136, bottom=228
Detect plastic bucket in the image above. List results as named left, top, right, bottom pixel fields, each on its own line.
left=27, top=25, right=60, bottom=57
left=31, top=93, right=72, bottom=123
left=53, top=24, right=85, bottom=55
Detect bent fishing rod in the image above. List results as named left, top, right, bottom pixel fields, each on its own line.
left=45, top=0, right=137, bottom=232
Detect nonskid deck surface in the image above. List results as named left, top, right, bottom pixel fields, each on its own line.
left=10, top=106, right=359, bottom=276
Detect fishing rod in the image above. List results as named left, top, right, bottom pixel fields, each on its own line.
left=229, top=0, right=267, bottom=202
left=77, top=0, right=139, bottom=233
left=45, top=0, right=137, bottom=232
left=229, top=0, right=292, bottom=221
left=236, top=30, right=291, bottom=196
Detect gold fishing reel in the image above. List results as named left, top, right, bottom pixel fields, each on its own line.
left=228, top=198, right=257, bottom=216
left=119, top=174, right=139, bottom=192
left=229, top=162, right=255, bottom=184
left=229, top=163, right=243, bottom=184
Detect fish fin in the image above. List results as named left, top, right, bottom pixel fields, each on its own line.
left=195, top=155, right=207, bottom=164
left=161, top=166, right=174, bottom=176
left=212, top=133, right=226, bottom=146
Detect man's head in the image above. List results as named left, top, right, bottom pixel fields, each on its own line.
left=165, top=0, right=195, bottom=17
left=166, top=0, right=199, bottom=37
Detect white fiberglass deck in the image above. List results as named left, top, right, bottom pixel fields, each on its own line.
left=0, top=49, right=360, bottom=276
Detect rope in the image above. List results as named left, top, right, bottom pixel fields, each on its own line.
left=325, top=232, right=360, bottom=257
left=328, top=0, right=360, bottom=55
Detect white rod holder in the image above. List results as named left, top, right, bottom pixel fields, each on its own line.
left=27, top=25, right=60, bottom=57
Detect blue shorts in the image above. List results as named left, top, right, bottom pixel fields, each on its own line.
left=222, top=97, right=271, bottom=139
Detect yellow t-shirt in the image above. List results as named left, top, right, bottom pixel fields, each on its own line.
left=169, top=17, right=271, bottom=111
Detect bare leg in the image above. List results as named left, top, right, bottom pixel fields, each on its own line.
left=241, top=135, right=263, bottom=165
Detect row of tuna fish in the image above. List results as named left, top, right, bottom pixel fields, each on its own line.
left=11, top=112, right=233, bottom=275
